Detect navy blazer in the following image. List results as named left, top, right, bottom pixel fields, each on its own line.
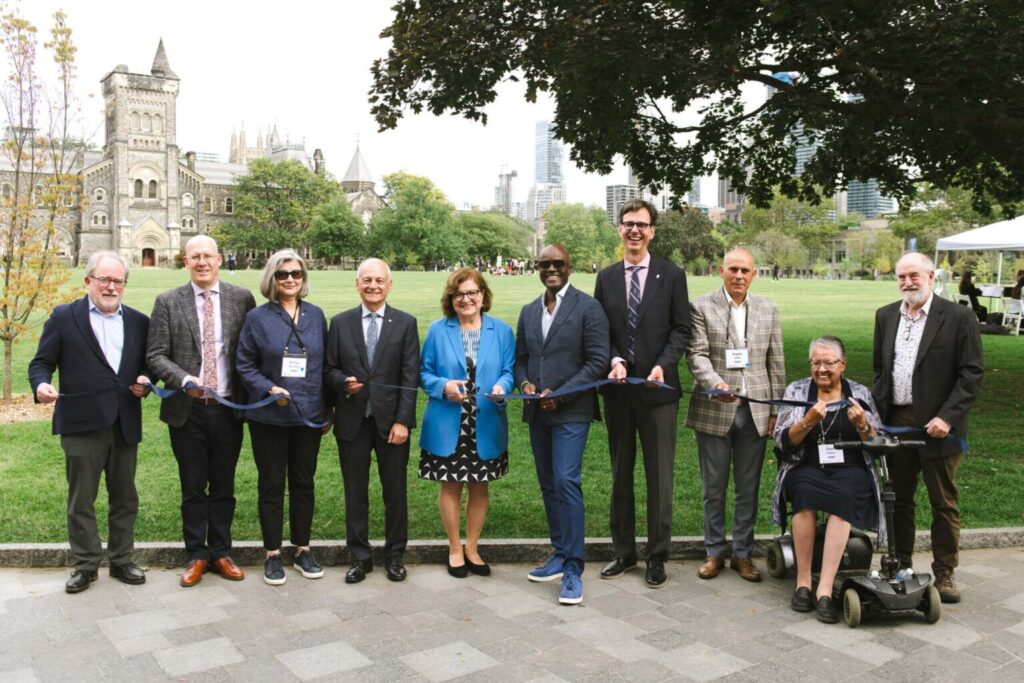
left=514, top=284, right=610, bottom=424
left=28, top=296, right=150, bottom=445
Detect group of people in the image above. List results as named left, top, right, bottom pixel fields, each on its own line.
left=28, top=199, right=983, bottom=619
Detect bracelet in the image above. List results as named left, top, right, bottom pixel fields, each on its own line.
left=799, top=421, right=812, bottom=431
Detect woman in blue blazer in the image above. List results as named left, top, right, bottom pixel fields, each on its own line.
left=419, top=268, right=515, bottom=578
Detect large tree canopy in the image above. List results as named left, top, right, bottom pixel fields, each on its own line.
left=369, top=172, right=463, bottom=267
left=371, top=1, right=1024, bottom=213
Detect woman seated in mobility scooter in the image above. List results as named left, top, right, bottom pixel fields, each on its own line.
left=770, top=336, right=884, bottom=623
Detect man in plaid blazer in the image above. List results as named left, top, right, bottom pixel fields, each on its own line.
left=685, top=249, right=785, bottom=582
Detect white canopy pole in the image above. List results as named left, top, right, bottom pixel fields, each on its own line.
left=998, top=252, right=1004, bottom=284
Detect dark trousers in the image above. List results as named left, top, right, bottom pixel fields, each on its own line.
left=528, top=414, right=590, bottom=575
left=604, top=389, right=679, bottom=561
left=337, top=417, right=410, bottom=561
left=887, top=405, right=962, bottom=573
left=249, top=421, right=322, bottom=550
left=60, top=425, right=139, bottom=572
left=168, top=402, right=243, bottom=560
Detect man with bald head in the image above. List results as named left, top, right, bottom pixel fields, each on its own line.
left=516, top=244, right=609, bottom=604
left=686, top=248, right=785, bottom=582
left=147, top=235, right=256, bottom=587
left=873, top=252, right=983, bottom=603
left=326, top=258, right=420, bottom=584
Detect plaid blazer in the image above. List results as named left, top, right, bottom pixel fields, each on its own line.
left=684, top=289, right=786, bottom=437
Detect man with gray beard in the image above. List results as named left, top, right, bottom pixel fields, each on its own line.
left=872, top=252, right=983, bottom=603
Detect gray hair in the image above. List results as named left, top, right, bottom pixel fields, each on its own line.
left=357, top=257, right=391, bottom=280
left=259, top=249, right=309, bottom=302
left=85, top=250, right=129, bottom=279
left=808, top=335, right=846, bottom=361
left=896, top=252, right=935, bottom=273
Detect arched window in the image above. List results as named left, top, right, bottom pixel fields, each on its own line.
left=91, top=212, right=108, bottom=227
left=1, top=183, right=12, bottom=201
left=148, top=180, right=157, bottom=199
left=33, top=184, right=45, bottom=208
left=203, top=196, right=213, bottom=213
left=182, top=192, right=194, bottom=208
left=93, top=187, right=106, bottom=203
left=153, top=114, right=163, bottom=133
left=134, top=179, right=143, bottom=198
left=129, top=112, right=140, bottom=131
left=182, top=216, right=195, bottom=229
left=142, top=114, right=152, bottom=132
left=225, top=197, right=234, bottom=214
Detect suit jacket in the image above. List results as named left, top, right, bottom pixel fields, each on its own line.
left=326, top=304, right=420, bottom=441
left=146, top=280, right=256, bottom=428
left=28, top=296, right=150, bottom=445
left=514, top=284, right=610, bottom=424
left=593, top=256, right=691, bottom=404
left=419, top=314, right=515, bottom=460
left=872, top=294, right=984, bottom=458
left=685, top=289, right=786, bottom=437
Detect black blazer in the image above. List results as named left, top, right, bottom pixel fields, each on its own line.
left=325, top=305, right=420, bottom=441
left=28, top=296, right=150, bottom=445
left=594, top=256, right=691, bottom=405
left=872, top=295, right=984, bottom=458
left=514, top=284, right=610, bottom=424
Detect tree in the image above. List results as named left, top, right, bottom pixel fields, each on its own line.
left=306, top=197, right=366, bottom=265
left=457, top=211, right=532, bottom=264
left=368, top=172, right=463, bottom=268
left=751, top=230, right=807, bottom=271
left=888, top=184, right=996, bottom=256
left=371, top=1, right=1024, bottom=213
left=542, top=204, right=616, bottom=267
left=215, top=158, right=340, bottom=253
left=649, top=208, right=719, bottom=268
left=737, top=190, right=842, bottom=266
left=0, top=9, right=79, bottom=399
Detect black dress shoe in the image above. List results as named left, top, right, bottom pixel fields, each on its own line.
left=466, top=557, right=491, bottom=576
left=815, top=595, right=839, bottom=623
left=600, top=557, right=637, bottom=579
left=65, top=569, right=97, bottom=594
left=645, top=558, right=667, bottom=588
left=345, top=559, right=373, bottom=584
left=109, top=562, right=146, bottom=585
left=447, top=554, right=469, bottom=578
left=790, top=586, right=813, bottom=612
left=385, top=557, right=407, bottom=582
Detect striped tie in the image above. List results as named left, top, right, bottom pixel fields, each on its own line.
left=626, top=265, right=642, bottom=364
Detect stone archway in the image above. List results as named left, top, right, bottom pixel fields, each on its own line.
left=129, top=217, right=170, bottom=267
left=142, top=248, right=156, bottom=267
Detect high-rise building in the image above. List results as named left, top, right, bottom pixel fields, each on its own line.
left=534, top=120, right=564, bottom=185
left=606, top=184, right=640, bottom=225
left=687, top=177, right=701, bottom=207
left=717, top=176, right=744, bottom=223
left=493, top=167, right=517, bottom=215
left=846, top=179, right=896, bottom=218
left=527, top=183, right=566, bottom=223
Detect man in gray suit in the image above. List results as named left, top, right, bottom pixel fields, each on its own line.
left=685, top=248, right=785, bottom=582
left=515, top=244, right=610, bottom=605
left=147, top=235, right=256, bottom=587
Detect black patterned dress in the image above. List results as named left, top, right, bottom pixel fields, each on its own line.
left=418, top=329, right=509, bottom=483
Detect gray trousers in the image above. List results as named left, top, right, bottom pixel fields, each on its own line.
left=695, top=403, right=767, bottom=558
left=61, top=426, right=139, bottom=572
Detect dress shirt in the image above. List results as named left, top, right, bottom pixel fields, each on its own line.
left=725, top=288, right=749, bottom=393
left=892, top=292, right=934, bottom=405
left=361, top=303, right=387, bottom=340
left=88, top=302, right=124, bottom=372
left=540, top=283, right=569, bottom=340
left=622, top=253, right=652, bottom=300
left=191, top=281, right=230, bottom=396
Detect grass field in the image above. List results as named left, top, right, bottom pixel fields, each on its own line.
left=1, top=268, right=1021, bottom=545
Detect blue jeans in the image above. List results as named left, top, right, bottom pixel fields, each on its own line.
left=529, top=413, right=590, bottom=575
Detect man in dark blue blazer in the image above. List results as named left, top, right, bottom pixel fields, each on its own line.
left=516, top=244, right=610, bottom=605
left=29, top=251, right=152, bottom=594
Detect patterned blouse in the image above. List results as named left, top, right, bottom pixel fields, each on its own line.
left=461, top=327, right=481, bottom=364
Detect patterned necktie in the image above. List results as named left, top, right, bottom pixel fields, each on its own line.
left=365, top=313, right=379, bottom=417
left=626, top=265, right=642, bottom=364
left=201, top=290, right=219, bottom=391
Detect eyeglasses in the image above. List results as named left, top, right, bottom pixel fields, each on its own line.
left=537, top=259, right=566, bottom=270
left=810, top=360, right=842, bottom=369
left=620, top=221, right=652, bottom=230
left=92, top=277, right=127, bottom=289
left=274, top=270, right=303, bottom=282
left=454, top=289, right=481, bottom=301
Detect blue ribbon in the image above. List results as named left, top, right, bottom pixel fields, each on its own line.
left=149, top=382, right=330, bottom=430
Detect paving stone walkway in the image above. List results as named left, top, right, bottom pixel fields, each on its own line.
left=1, top=547, right=1023, bottom=682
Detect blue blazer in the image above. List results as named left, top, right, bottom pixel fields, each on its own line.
left=419, top=314, right=515, bottom=460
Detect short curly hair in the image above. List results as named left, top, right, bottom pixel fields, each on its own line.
left=441, top=268, right=492, bottom=318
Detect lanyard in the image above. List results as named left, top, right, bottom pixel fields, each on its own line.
left=282, top=302, right=306, bottom=354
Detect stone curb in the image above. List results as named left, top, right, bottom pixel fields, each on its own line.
left=2, top=528, right=1022, bottom=568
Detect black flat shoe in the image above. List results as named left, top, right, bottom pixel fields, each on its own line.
left=109, top=562, right=146, bottom=585
left=645, top=557, right=667, bottom=588
left=447, top=554, right=468, bottom=578
left=385, top=557, right=407, bottom=582
left=790, top=586, right=813, bottom=612
left=345, top=558, right=373, bottom=584
left=600, top=557, right=637, bottom=579
left=65, top=569, right=97, bottom=594
left=815, top=595, right=839, bottom=623
left=466, top=557, right=491, bottom=576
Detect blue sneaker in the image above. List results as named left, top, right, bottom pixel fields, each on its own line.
left=559, top=573, right=583, bottom=605
left=527, top=554, right=564, bottom=582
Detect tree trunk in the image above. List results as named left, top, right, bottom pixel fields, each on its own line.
left=3, top=338, right=12, bottom=400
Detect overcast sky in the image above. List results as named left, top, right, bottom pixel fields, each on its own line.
left=14, top=0, right=728, bottom=209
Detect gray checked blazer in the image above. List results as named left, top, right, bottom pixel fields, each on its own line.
left=146, top=281, right=256, bottom=427
left=684, top=288, right=786, bottom=437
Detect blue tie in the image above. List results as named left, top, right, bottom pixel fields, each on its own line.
left=626, top=265, right=642, bottom=364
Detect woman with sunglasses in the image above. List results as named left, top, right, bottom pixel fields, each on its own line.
left=236, top=249, right=330, bottom=586
left=419, top=268, right=515, bottom=577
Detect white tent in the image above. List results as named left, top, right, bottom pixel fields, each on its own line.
left=935, top=215, right=1024, bottom=283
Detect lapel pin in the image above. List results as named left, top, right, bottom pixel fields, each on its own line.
left=656, top=274, right=661, bottom=279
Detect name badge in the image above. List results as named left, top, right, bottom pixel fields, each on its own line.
left=281, top=352, right=307, bottom=378
left=725, top=348, right=749, bottom=369
left=818, top=443, right=844, bottom=465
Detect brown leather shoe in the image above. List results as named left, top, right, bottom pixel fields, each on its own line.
left=698, top=556, right=724, bottom=579
left=730, top=556, right=762, bottom=582
left=180, top=559, right=207, bottom=587
left=211, top=556, right=245, bottom=581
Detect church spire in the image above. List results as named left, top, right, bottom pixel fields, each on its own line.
left=150, top=38, right=178, bottom=79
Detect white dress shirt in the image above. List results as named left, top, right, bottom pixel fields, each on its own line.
left=541, top=283, right=569, bottom=340
left=88, top=302, right=124, bottom=372
left=192, top=281, right=231, bottom=396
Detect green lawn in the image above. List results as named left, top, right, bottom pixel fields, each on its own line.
left=1, top=269, right=1021, bottom=544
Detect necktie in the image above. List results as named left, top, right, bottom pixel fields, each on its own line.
left=365, top=313, right=379, bottom=417
left=626, top=265, right=642, bottom=364
left=201, top=290, right=219, bottom=391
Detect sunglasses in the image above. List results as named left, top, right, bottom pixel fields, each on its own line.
left=274, top=269, right=303, bottom=282
left=537, top=259, right=566, bottom=270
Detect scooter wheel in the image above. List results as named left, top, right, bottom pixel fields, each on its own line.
left=923, top=585, right=941, bottom=624
left=766, top=540, right=788, bottom=579
left=843, top=588, right=862, bottom=628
